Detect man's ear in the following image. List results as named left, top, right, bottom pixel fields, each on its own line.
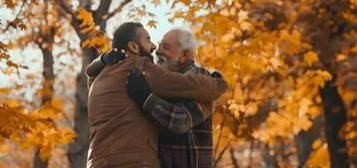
left=127, top=41, right=139, bottom=54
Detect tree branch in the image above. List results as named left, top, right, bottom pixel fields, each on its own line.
left=56, top=0, right=75, bottom=17
left=79, top=0, right=92, bottom=10
left=213, top=140, right=231, bottom=168
left=93, top=0, right=113, bottom=31
left=230, top=147, right=240, bottom=168
left=55, top=0, right=87, bottom=42
left=104, top=0, right=133, bottom=21
left=96, top=0, right=112, bottom=17
left=3, top=0, right=26, bottom=32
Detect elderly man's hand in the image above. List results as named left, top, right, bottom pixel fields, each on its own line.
left=126, top=68, right=152, bottom=108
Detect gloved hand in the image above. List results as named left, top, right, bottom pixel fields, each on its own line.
left=127, top=68, right=152, bottom=107
left=100, top=49, right=126, bottom=65
left=211, top=71, right=222, bottom=78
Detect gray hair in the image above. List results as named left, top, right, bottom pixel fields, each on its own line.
left=171, top=28, right=197, bottom=56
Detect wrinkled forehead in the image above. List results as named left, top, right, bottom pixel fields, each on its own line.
left=161, top=31, right=180, bottom=45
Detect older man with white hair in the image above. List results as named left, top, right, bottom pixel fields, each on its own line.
left=127, top=28, right=220, bottom=168
left=87, top=28, right=223, bottom=168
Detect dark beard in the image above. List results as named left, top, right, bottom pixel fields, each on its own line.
left=138, top=45, right=154, bottom=63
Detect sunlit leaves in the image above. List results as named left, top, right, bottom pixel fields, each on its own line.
left=167, top=0, right=356, bottom=166
left=0, top=99, right=75, bottom=160
left=306, top=139, right=330, bottom=168
left=0, top=1, right=75, bottom=164
left=278, top=30, right=303, bottom=55
left=81, top=34, right=111, bottom=53
left=255, top=70, right=331, bottom=143
left=77, top=8, right=111, bottom=53
left=77, top=8, right=95, bottom=34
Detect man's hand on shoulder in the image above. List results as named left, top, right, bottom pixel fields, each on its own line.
left=126, top=68, right=152, bottom=108
left=100, top=49, right=127, bottom=65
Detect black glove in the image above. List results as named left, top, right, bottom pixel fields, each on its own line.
left=127, top=68, right=152, bottom=107
left=211, top=71, right=222, bottom=78
left=100, top=49, right=126, bottom=65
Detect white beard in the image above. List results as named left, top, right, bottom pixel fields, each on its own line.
left=157, top=55, right=179, bottom=71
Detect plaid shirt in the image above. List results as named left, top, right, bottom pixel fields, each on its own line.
left=142, top=63, right=215, bottom=168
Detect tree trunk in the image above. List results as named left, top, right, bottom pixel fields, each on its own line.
left=34, top=41, right=55, bottom=168
left=230, top=147, right=240, bottom=168
left=303, top=0, right=350, bottom=166
left=295, top=115, right=323, bottom=168
left=67, top=48, right=96, bottom=168
left=321, top=80, right=350, bottom=168
left=34, top=150, right=49, bottom=168
left=262, top=144, right=278, bottom=168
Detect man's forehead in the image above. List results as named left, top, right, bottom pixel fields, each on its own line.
left=162, top=31, right=179, bottom=44
left=137, top=27, right=150, bottom=38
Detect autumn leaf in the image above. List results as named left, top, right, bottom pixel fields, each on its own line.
left=81, top=35, right=111, bottom=53
left=304, top=51, right=319, bottom=66
left=5, top=0, right=16, bottom=9
left=178, top=0, right=190, bottom=6
left=18, top=23, right=27, bottom=30
left=77, top=7, right=111, bottom=53
left=0, top=144, right=9, bottom=153
left=151, top=0, right=161, bottom=6
left=307, top=140, right=330, bottom=168
left=147, top=20, right=158, bottom=29
left=0, top=88, right=11, bottom=95
left=238, top=10, right=248, bottom=23
left=77, top=8, right=95, bottom=33
left=8, top=18, right=26, bottom=30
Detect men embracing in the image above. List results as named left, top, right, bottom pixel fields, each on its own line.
left=86, top=22, right=227, bottom=168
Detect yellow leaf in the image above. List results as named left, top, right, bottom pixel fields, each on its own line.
left=336, top=54, right=347, bottom=61
left=51, top=98, right=63, bottom=112
left=5, top=0, right=15, bottom=9
left=147, top=20, right=158, bottom=29
left=77, top=8, right=95, bottom=33
left=307, top=141, right=330, bottom=168
left=312, top=139, right=322, bottom=149
left=0, top=144, right=9, bottom=153
left=0, top=88, right=11, bottom=95
left=151, top=0, right=161, bottom=6
left=304, top=51, right=319, bottom=66
left=19, top=23, right=27, bottom=30
left=81, top=35, right=111, bottom=53
left=179, top=0, right=190, bottom=6
left=238, top=10, right=248, bottom=23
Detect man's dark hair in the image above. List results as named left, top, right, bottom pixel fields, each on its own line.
left=112, top=22, right=143, bottom=50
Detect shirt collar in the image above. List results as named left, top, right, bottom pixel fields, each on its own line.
left=180, top=60, right=195, bottom=74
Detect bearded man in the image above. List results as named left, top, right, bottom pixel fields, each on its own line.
left=127, top=29, right=220, bottom=168
left=86, top=22, right=227, bottom=168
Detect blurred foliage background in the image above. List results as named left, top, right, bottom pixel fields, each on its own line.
left=0, top=0, right=356, bottom=167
